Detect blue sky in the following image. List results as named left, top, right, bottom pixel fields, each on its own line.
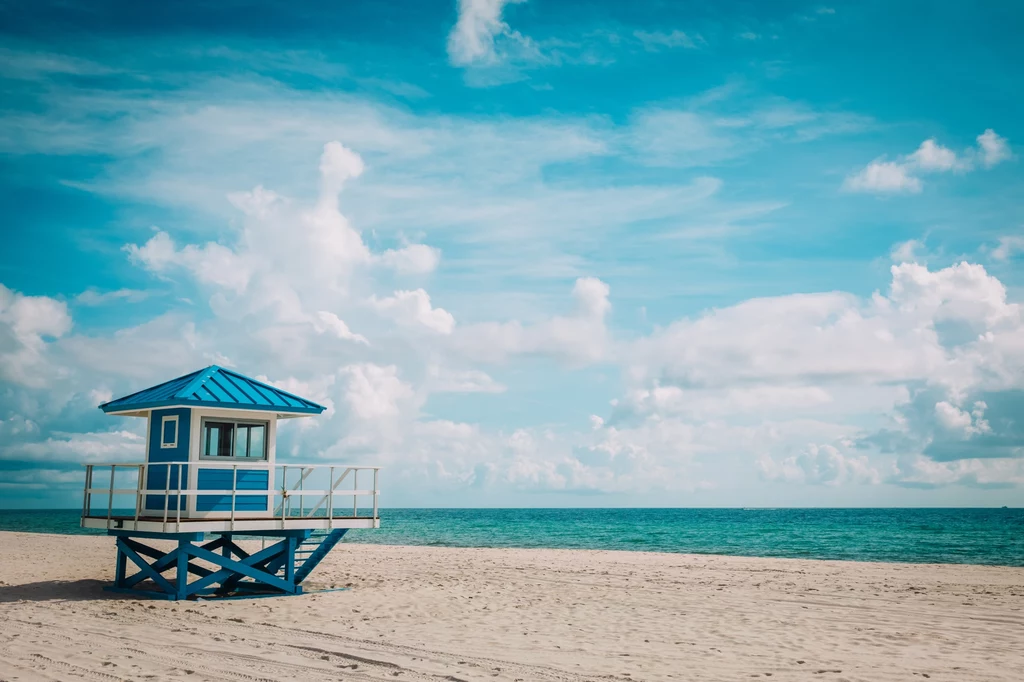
left=1, top=0, right=1023, bottom=508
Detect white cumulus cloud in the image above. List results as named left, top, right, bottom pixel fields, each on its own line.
left=977, top=129, right=1011, bottom=168
left=455, top=276, right=611, bottom=365
left=843, top=160, right=922, bottom=193
left=907, top=138, right=964, bottom=172
left=314, top=311, right=369, bottom=345
left=126, top=231, right=254, bottom=294
left=844, top=129, right=1011, bottom=194
left=759, top=444, right=880, bottom=486
left=447, top=0, right=531, bottom=67
left=369, top=289, right=456, bottom=334
left=0, top=284, right=72, bottom=387
left=341, top=363, right=417, bottom=421
left=426, top=365, right=505, bottom=393
left=377, top=243, right=441, bottom=275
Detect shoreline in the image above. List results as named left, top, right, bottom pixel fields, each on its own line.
left=2, top=531, right=1022, bottom=681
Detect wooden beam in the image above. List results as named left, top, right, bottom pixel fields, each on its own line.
left=117, top=538, right=176, bottom=595
left=183, top=539, right=296, bottom=596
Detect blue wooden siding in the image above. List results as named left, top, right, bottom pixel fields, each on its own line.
left=195, top=468, right=270, bottom=512
left=144, top=463, right=188, bottom=511
left=144, top=408, right=191, bottom=511
left=148, top=408, right=191, bottom=463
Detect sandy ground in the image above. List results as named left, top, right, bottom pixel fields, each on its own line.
left=0, top=532, right=1022, bottom=682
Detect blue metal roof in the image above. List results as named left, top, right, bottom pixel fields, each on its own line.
left=100, top=366, right=326, bottom=415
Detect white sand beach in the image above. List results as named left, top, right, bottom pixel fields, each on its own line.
left=0, top=531, right=1021, bottom=681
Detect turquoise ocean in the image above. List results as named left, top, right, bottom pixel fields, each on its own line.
left=1, top=507, right=1021, bottom=566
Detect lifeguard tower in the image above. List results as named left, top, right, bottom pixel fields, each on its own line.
left=81, top=365, right=380, bottom=600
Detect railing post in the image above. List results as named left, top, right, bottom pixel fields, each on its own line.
left=134, top=464, right=144, bottom=527
left=266, top=463, right=272, bottom=523
left=231, top=464, right=238, bottom=531
left=328, top=466, right=334, bottom=529
left=106, top=465, right=116, bottom=530
left=82, top=465, right=92, bottom=519
left=281, top=465, right=288, bottom=523
left=299, top=467, right=304, bottom=519
left=373, top=468, right=378, bottom=520
left=176, top=464, right=183, bottom=532
left=353, top=469, right=358, bottom=517
left=163, top=464, right=171, bottom=533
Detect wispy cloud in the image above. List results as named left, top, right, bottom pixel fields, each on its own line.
left=627, top=95, right=869, bottom=167
left=444, top=2, right=705, bottom=86
left=75, top=288, right=154, bottom=306
left=0, top=51, right=844, bottom=289
left=989, top=235, right=1024, bottom=261
left=0, top=46, right=116, bottom=80
left=632, top=30, right=700, bottom=52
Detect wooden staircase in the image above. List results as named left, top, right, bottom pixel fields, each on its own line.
left=281, top=529, right=349, bottom=584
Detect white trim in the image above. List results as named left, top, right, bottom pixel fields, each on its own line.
left=188, top=407, right=278, bottom=465
left=86, top=461, right=381, bottom=469
left=103, top=409, right=150, bottom=418
left=159, top=415, right=179, bottom=449
left=81, top=461, right=380, bottom=528
left=197, top=416, right=269, bottom=461
left=105, top=403, right=316, bottom=418
left=186, top=408, right=278, bottom=520
left=81, top=516, right=379, bottom=533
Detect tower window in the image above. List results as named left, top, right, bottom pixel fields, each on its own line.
left=160, top=415, right=178, bottom=449
left=201, top=419, right=268, bottom=460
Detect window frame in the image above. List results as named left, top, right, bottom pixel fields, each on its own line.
left=198, top=417, right=269, bottom=461
left=159, top=415, right=179, bottom=449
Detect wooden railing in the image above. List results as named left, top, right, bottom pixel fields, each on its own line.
left=82, top=462, right=380, bottom=532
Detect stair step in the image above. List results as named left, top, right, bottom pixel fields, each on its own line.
left=269, top=529, right=348, bottom=583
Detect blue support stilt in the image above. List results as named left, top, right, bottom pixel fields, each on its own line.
left=284, top=535, right=297, bottom=585
left=115, top=546, right=127, bottom=588
left=176, top=539, right=188, bottom=600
